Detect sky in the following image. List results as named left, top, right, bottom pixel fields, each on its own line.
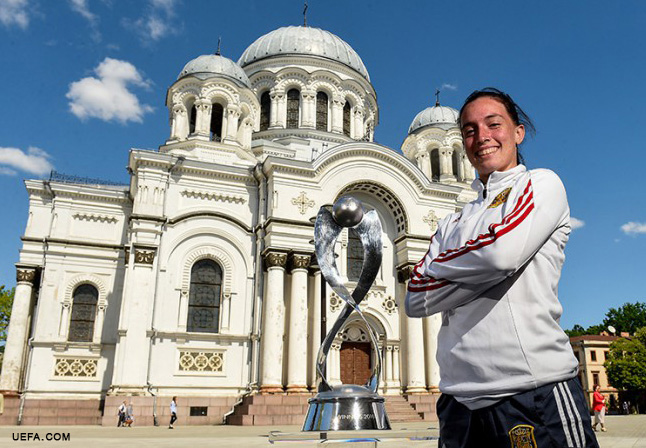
left=0, top=0, right=644, bottom=331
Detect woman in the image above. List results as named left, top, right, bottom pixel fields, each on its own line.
left=406, top=88, right=599, bottom=447
left=592, top=385, right=607, bottom=432
left=169, top=396, right=178, bottom=429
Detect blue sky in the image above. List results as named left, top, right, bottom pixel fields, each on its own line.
left=0, top=0, right=644, bottom=330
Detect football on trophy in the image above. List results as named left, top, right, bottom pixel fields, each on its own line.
left=332, top=196, right=364, bottom=228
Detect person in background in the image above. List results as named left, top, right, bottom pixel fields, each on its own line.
left=125, top=401, right=134, bottom=427
left=592, top=385, right=607, bottom=432
left=169, top=396, right=178, bottom=429
left=117, top=400, right=126, bottom=427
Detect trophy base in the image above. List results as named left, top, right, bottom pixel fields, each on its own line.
left=302, top=384, right=391, bottom=431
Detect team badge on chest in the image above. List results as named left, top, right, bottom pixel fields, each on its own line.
left=488, top=187, right=512, bottom=209
left=508, top=424, right=537, bottom=448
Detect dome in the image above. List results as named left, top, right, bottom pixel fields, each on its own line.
left=408, top=105, right=459, bottom=134
left=238, top=26, right=370, bottom=81
left=178, top=54, right=251, bottom=87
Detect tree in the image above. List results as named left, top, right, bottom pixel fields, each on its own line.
left=604, top=327, right=646, bottom=392
left=0, top=285, right=15, bottom=353
left=603, top=302, right=646, bottom=335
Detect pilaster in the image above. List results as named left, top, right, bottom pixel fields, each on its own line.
left=286, top=252, right=311, bottom=394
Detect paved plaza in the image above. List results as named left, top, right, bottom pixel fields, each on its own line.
left=0, top=415, right=645, bottom=447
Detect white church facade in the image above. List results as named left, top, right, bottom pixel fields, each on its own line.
left=0, top=25, right=476, bottom=426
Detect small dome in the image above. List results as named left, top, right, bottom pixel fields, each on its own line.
left=178, top=54, right=250, bottom=87
left=408, top=105, right=459, bottom=134
left=238, top=26, right=370, bottom=81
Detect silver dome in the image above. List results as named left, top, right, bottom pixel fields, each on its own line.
left=238, top=26, right=370, bottom=81
left=178, top=54, right=251, bottom=87
left=409, top=105, right=459, bottom=134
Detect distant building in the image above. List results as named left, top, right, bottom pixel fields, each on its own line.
left=570, top=334, right=624, bottom=409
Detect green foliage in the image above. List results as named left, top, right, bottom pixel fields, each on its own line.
left=0, top=285, right=15, bottom=353
left=603, top=302, right=646, bottom=335
left=565, top=301, right=646, bottom=336
left=604, top=327, right=646, bottom=391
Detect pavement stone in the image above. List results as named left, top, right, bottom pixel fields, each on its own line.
left=0, top=415, right=644, bottom=447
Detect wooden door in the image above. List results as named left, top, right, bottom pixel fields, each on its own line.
left=340, top=342, right=372, bottom=385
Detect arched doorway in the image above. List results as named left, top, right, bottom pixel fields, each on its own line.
left=339, top=326, right=372, bottom=385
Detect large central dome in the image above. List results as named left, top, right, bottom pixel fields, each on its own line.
left=238, top=26, right=370, bottom=81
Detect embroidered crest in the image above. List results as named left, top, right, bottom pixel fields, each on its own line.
left=508, top=424, right=537, bottom=448
left=488, top=187, right=512, bottom=209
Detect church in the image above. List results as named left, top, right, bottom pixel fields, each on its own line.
left=0, top=24, right=477, bottom=426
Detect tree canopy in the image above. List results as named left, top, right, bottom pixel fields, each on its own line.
left=604, top=327, right=646, bottom=391
left=0, top=285, right=15, bottom=353
left=565, top=301, right=646, bottom=336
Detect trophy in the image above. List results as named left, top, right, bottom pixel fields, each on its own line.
left=302, top=196, right=391, bottom=431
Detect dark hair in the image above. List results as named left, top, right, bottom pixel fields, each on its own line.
left=458, top=87, right=535, bottom=165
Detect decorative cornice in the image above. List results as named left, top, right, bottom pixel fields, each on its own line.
left=181, top=189, right=247, bottom=204
left=73, top=213, right=118, bottom=224
left=168, top=211, right=253, bottom=233
left=21, top=237, right=124, bottom=251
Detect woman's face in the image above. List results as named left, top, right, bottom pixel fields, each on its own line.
left=460, top=97, right=525, bottom=184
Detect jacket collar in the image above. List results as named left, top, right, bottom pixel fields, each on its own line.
left=471, top=164, right=527, bottom=197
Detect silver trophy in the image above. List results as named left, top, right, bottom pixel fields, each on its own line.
left=302, top=196, right=391, bottom=431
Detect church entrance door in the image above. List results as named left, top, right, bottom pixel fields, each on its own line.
left=340, top=341, right=371, bottom=385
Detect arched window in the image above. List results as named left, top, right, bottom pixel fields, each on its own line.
left=286, top=89, right=300, bottom=128
left=431, top=148, right=440, bottom=182
left=189, top=104, right=197, bottom=134
left=68, top=284, right=98, bottom=342
left=343, top=102, right=351, bottom=137
left=347, top=228, right=364, bottom=282
left=316, top=92, right=328, bottom=131
left=187, top=259, right=223, bottom=333
left=260, top=92, right=270, bottom=131
left=210, top=103, right=224, bottom=142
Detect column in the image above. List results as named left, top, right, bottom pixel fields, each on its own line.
left=0, top=266, right=37, bottom=392
left=300, top=90, right=316, bottom=128
left=423, top=314, right=442, bottom=393
left=224, top=105, right=240, bottom=143
left=393, top=345, right=401, bottom=388
left=420, top=152, right=431, bottom=179
left=111, top=246, right=157, bottom=393
left=170, top=104, right=187, bottom=140
left=397, top=266, right=426, bottom=394
left=194, top=99, right=211, bottom=138
left=463, top=155, right=475, bottom=181
left=385, top=345, right=394, bottom=392
left=439, top=146, right=455, bottom=181
left=286, top=253, right=311, bottom=394
left=259, top=251, right=287, bottom=394
left=308, top=260, right=321, bottom=390
left=353, top=107, right=364, bottom=140
left=269, top=91, right=281, bottom=128
left=331, top=96, right=344, bottom=134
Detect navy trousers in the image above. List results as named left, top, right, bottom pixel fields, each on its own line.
left=437, top=378, right=600, bottom=448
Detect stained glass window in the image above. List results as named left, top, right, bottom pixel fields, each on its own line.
left=68, top=284, right=98, bottom=342
left=210, top=103, right=223, bottom=142
left=286, top=89, right=300, bottom=128
left=187, top=259, right=222, bottom=333
left=260, top=92, right=270, bottom=131
left=347, top=228, right=364, bottom=282
left=316, top=92, right=328, bottom=131
left=343, top=102, right=351, bottom=137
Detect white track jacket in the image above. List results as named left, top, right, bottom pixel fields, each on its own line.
left=405, top=165, right=578, bottom=409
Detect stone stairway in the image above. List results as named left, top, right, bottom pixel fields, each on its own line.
left=226, top=393, right=438, bottom=426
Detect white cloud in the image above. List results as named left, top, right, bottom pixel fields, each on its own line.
left=66, top=57, right=153, bottom=124
left=68, top=0, right=101, bottom=41
left=621, top=221, right=646, bottom=236
left=570, top=217, right=585, bottom=230
left=441, top=83, right=458, bottom=91
left=124, top=0, right=180, bottom=44
left=0, top=146, right=54, bottom=176
left=0, top=0, right=29, bottom=29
